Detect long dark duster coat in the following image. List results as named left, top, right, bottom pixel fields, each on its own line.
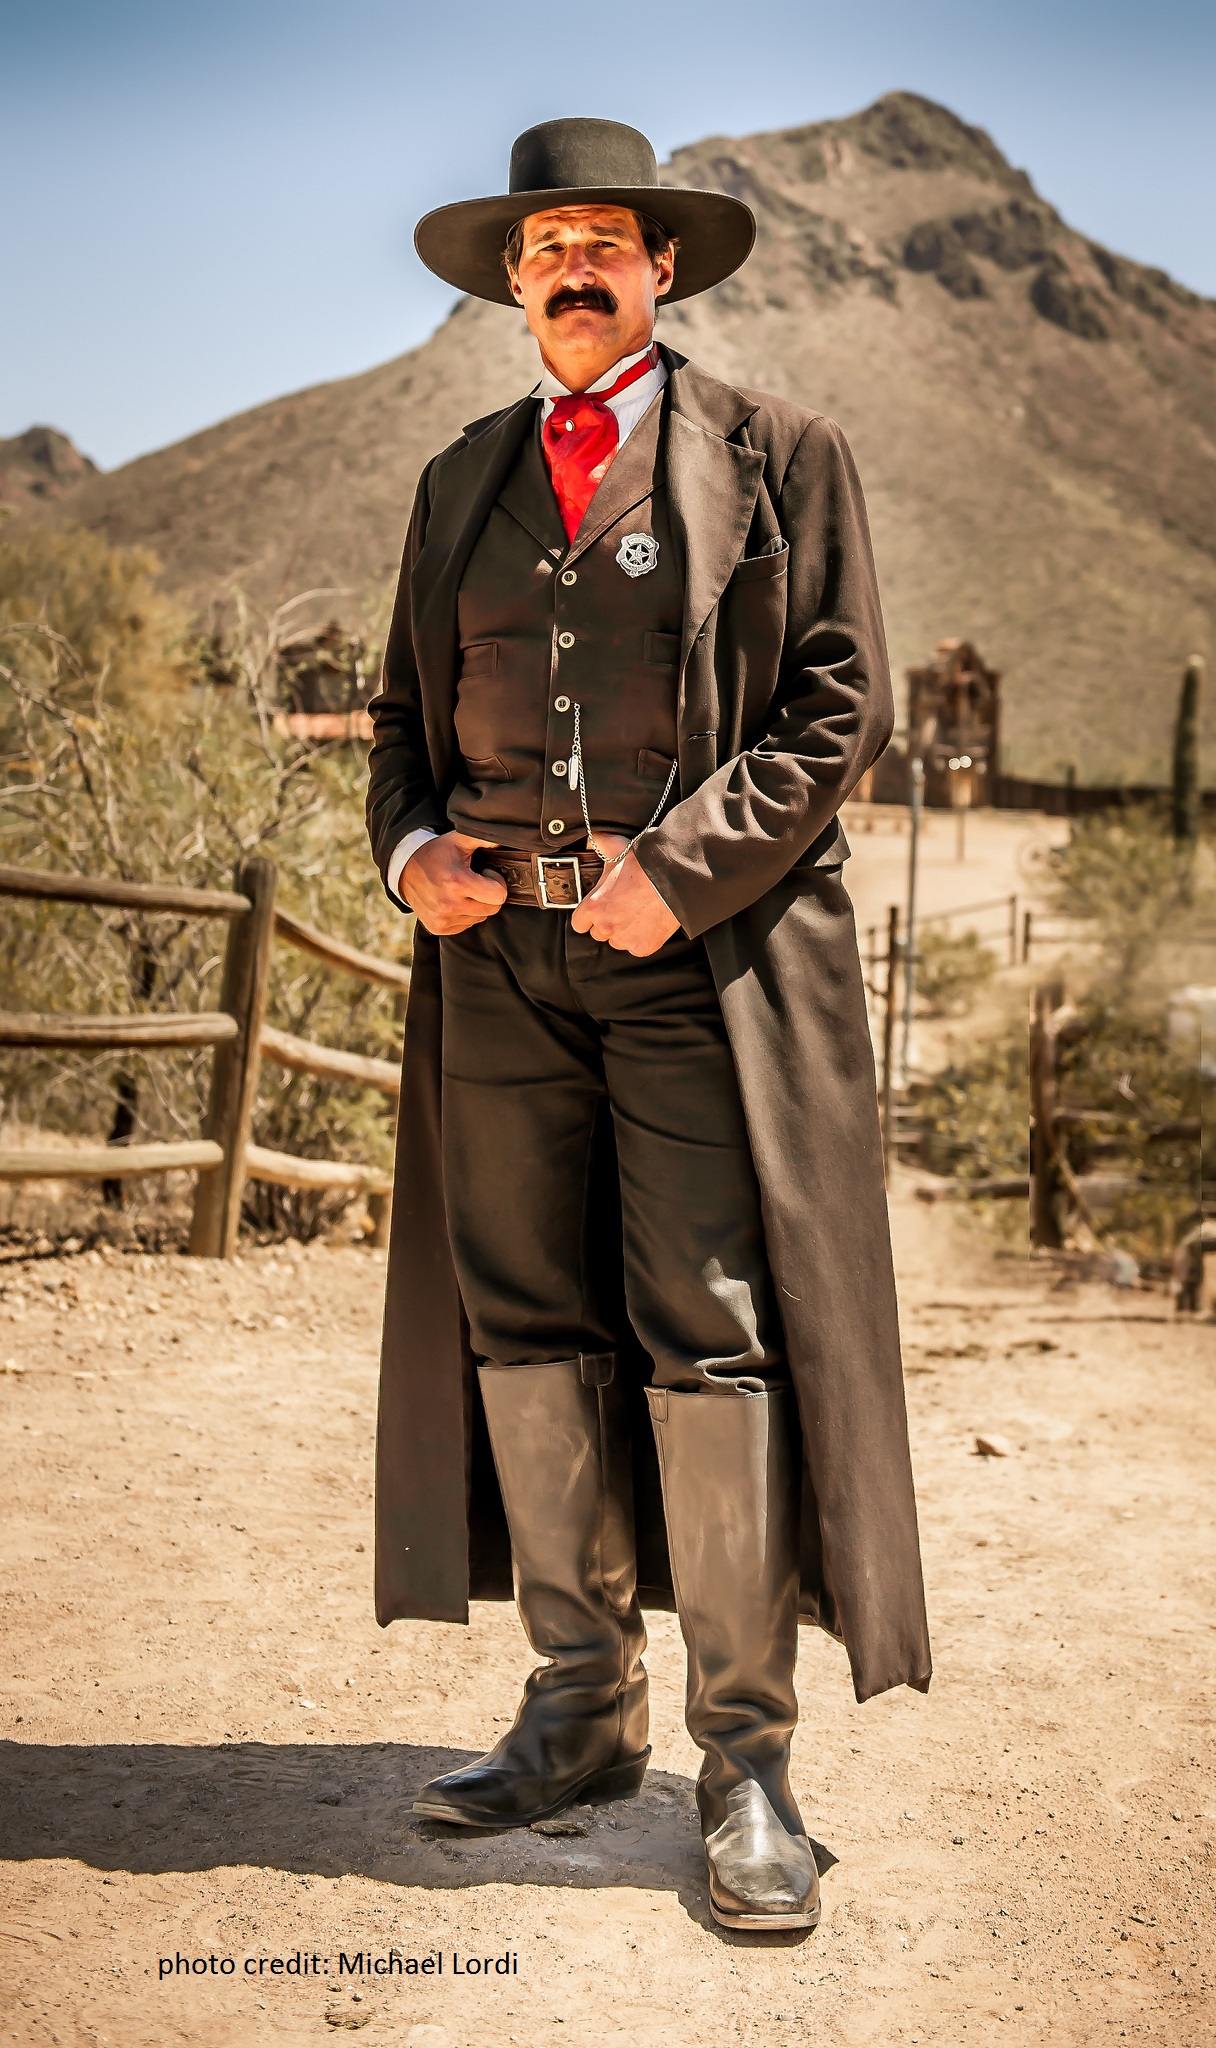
left=365, top=347, right=932, bottom=1704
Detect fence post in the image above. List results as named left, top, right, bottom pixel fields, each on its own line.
left=188, top=857, right=278, bottom=1259
left=1029, top=980, right=1065, bottom=1249
left=1022, top=908, right=1033, bottom=964
left=1008, top=893, right=1018, bottom=967
left=880, top=904, right=900, bottom=1185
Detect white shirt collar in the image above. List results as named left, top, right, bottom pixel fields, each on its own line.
left=534, top=343, right=658, bottom=401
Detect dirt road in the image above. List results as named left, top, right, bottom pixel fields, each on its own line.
left=1, top=1192, right=1213, bottom=2047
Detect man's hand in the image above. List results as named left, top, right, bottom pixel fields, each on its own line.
left=571, top=836, right=681, bottom=955
left=402, top=832, right=506, bottom=935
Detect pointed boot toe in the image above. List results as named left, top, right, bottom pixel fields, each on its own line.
left=413, top=1738, right=649, bottom=1829
left=704, top=1781, right=821, bottom=1931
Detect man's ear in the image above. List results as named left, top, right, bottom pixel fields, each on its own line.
left=506, top=265, right=525, bottom=306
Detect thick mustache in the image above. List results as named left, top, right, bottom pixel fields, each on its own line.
left=544, top=284, right=618, bottom=318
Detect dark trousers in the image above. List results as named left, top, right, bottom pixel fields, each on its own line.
left=439, top=912, right=786, bottom=1392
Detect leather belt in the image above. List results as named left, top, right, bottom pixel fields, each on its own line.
left=478, top=849, right=603, bottom=909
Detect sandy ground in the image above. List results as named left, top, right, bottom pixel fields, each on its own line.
left=2, top=1187, right=1213, bottom=2048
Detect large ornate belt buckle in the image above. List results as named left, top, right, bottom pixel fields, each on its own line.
left=535, top=854, right=583, bottom=908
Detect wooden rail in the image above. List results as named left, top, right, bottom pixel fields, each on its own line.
left=244, top=1144, right=392, bottom=1195
left=0, top=1012, right=237, bottom=1050
left=259, top=1023, right=400, bottom=1095
left=2, top=860, right=405, bottom=1254
left=0, top=864, right=250, bottom=919
left=0, top=1140, right=224, bottom=1181
left=274, top=907, right=411, bottom=993
left=916, top=1176, right=1029, bottom=1203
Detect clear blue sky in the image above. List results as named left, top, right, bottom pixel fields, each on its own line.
left=2, top=0, right=1213, bottom=469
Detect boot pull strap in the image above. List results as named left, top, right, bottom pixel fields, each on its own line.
left=579, top=1351, right=616, bottom=1387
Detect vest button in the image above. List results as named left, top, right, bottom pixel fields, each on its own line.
left=557, top=631, right=575, bottom=649
left=561, top=570, right=577, bottom=586
left=547, top=819, right=566, bottom=836
left=554, top=695, right=571, bottom=713
left=551, top=760, right=568, bottom=777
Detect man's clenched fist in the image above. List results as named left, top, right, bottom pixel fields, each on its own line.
left=401, top=832, right=507, bottom=935
left=571, top=836, right=681, bottom=956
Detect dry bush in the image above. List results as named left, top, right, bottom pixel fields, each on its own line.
left=0, top=531, right=407, bottom=1248
left=918, top=806, right=1208, bottom=1265
left=0, top=524, right=191, bottom=708
left=915, top=927, right=998, bottom=1017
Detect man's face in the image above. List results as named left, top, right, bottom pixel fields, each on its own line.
left=506, top=205, right=674, bottom=377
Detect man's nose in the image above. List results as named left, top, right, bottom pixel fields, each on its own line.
left=559, top=243, right=598, bottom=288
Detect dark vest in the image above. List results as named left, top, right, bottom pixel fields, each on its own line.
left=447, top=390, right=683, bottom=850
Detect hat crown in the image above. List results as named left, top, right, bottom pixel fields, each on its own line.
left=508, top=118, right=659, bottom=197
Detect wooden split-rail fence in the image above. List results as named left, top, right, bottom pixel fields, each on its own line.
left=0, top=858, right=408, bottom=1257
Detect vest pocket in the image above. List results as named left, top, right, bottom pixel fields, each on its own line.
left=637, top=749, right=676, bottom=781
left=644, top=631, right=681, bottom=666
left=463, top=753, right=512, bottom=783
left=460, top=640, right=499, bottom=676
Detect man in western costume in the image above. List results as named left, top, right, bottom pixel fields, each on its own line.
left=366, top=117, right=931, bottom=1932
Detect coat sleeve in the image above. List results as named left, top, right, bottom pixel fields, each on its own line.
left=365, top=459, right=448, bottom=893
left=633, top=416, right=894, bottom=939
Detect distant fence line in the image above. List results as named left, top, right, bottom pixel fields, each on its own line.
left=863, top=757, right=1216, bottom=817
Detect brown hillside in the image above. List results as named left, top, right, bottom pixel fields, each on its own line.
left=0, top=427, right=98, bottom=511
left=30, top=92, right=1216, bottom=784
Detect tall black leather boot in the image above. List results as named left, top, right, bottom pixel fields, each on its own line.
left=646, top=1382, right=820, bottom=1930
left=414, top=1353, right=650, bottom=1828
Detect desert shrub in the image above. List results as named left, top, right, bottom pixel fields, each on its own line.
left=0, top=540, right=407, bottom=1247
left=915, top=927, right=997, bottom=1016
left=1051, top=986, right=1201, bottom=1260
left=918, top=806, right=1208, bottom=1265
left=1029, top=803, right=1209, bottom=987
left=0, top=524, right=191, bottom=709
left=918, top=1007, right=1029, bottom=1182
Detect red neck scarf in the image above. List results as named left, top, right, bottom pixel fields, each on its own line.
left=540, top=345, right=659, bottom=542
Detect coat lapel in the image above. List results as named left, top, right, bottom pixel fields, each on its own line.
left=662, top=351, right=764, bottom=732
left=411, top=395, right=539, bottom=786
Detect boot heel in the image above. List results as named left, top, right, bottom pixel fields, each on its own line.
left=584, top=1748, right=651, bottom=1803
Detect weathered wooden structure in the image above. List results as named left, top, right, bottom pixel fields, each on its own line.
left=906, top=638, right=1001, bottom=809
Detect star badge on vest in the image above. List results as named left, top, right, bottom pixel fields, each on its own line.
left=616, top=532, right=659, bottom=579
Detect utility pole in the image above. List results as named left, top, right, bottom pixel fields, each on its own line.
left=900, top=755, right=924, bottom=1089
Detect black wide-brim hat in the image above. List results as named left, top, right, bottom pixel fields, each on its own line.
left=414, top=117, right=755, bottom=307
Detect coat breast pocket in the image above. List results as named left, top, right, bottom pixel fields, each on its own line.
left=728, top=539, right=789, bottom=585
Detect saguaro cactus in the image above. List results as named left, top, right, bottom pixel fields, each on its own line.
left=1172, top=655, right=1204, bottom=845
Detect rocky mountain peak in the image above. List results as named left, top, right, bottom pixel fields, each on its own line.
left=0, top=427, right=99, bottom=510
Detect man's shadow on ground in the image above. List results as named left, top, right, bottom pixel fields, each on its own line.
left=0, top=1740, right=835, bottom=1944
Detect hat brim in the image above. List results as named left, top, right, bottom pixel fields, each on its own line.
left=414, top=185, right=756, bottom=306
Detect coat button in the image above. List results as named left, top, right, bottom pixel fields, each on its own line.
left=547, top=819, right=566, bottom=836
left=554, top=695, right=571, bottom=713
left=557, top=630, right=575, bottom=649
left=551, top=759, right=568, bottom=777
left=561, top=569, right=577, bottom=586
